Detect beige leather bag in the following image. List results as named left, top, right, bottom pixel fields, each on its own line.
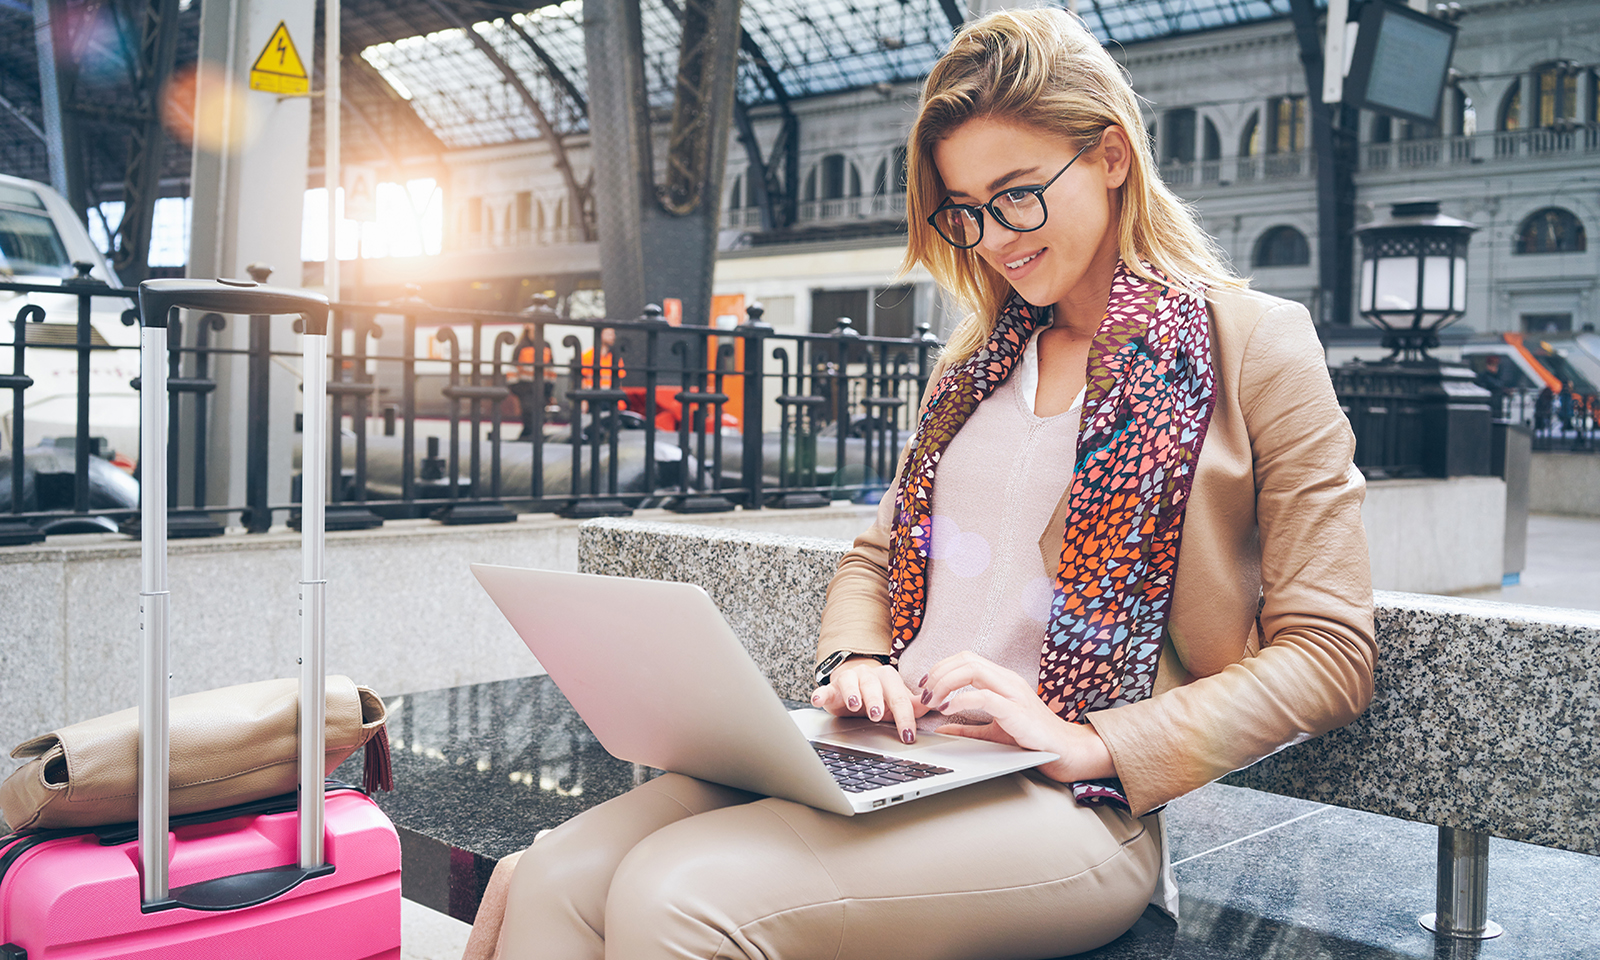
left=1, top=676, right=389, bottom=832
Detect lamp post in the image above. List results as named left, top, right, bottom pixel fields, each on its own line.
left=1339, top=199, right=1492, bottom=478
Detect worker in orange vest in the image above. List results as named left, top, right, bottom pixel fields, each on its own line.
left=581, top=327, right=625, bottom=391
left=507, top=323, right=556, bottom=441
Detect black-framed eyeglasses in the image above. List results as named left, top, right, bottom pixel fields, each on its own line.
left=926, top=140, right=1095, bottom=250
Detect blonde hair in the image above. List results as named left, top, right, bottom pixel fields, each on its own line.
left=904, top=8, right=1243, bottom=364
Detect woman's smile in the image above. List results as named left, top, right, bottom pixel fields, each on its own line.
left=1003, top=248, right=1045, bottom=274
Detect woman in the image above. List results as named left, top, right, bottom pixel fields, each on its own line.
left=474, top=9, right=1374, bottom=959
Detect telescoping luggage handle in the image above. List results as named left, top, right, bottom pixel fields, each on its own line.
left=135, top=279, right=332, bottom=913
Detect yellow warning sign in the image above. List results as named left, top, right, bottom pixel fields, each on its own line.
left=249, top=22, right=309, bottom=96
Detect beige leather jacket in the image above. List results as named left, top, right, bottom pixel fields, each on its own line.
left=816, top=286, right=1377, bottom=817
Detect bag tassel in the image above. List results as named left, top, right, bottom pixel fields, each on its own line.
left=364, top=726, right=395, bottom=793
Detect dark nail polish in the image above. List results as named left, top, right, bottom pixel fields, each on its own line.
left=869, top=706, right=882, bottom=721
left=938, top=701, right=951, bottom=713
left=847, top=696, right=861, bottom=711
left=918, top=674, right=929, bottom=689
left=920, top=689, right=931, bottom=706
left=901, top=729, right=915, bottom=744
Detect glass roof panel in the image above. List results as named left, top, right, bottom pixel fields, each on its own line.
left=363, top=0, right=1310, bottom=149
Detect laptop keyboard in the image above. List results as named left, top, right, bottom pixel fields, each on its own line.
left=811, top=742, right=953, bottom=793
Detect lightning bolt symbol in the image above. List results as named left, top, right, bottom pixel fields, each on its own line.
left=277, top=36, right=287, bottom=65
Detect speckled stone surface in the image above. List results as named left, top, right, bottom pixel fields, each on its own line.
left=577, top=518, right=846, bottom=700
left=1226, top=590, right=1600, bottom=856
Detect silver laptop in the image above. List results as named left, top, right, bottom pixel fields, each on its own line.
left=471, top=564, right=1056, bottom=815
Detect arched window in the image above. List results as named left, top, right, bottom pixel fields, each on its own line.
left=1533, top=62, right=1580, bottom=127
left=1239, top=112, right=1260, bottom=157
left=1370, top=114, right=1391, bottom=144
left=1163, top=108, right=1196, bottom=163
left=1268, top=96, right=1305, bottom=154
left=1253, top=226, right=1311, bottom=267
left=821, top=154, right=846, bottom=199
left=804, top=167, right=817, bottom=202
left=874, top=160, right=888, bottom=196
left=1515, top=208, right=1586, bottom=254
left=1202, top=119, right=1221, bottom=161
left=729, top=175, right=743, bottom=210
left=535, top=199, right=545, bottom=231
left=1498, top=84, right=1521, bottom=131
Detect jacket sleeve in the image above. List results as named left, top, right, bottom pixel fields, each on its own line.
left=1086, top=300, right=1377, bottom=816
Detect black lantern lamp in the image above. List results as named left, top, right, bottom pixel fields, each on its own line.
left=1356, top=200, right=1477, bottom=362
left=1341, top=199, right=1493, bottom=479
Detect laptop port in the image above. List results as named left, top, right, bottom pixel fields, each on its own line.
left=872, top=799, right=886, bottom=808
left=891, top=795, right=904, bottom=802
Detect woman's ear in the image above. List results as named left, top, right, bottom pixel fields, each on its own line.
left=1098, top=125, right=1132, bottom=190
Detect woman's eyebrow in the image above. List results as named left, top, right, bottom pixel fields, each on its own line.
left=947, top=166, right=1045, bottom=199
left=986, top=167, right=1041, bottom=193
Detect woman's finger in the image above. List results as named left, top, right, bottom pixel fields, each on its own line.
left=831, top=668, right=865, bottom=715
left=921, top=655, right=1026, bottom=711
left=879, top=669, right=920, bottom=744
left=857, top=670, right=886, bottom=722
left=809, top=683, right=843, bottom=713
left=933, top=721, right=1018, bottom=746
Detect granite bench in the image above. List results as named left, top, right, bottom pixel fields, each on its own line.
left=359, top=517, right=1600, bottom=955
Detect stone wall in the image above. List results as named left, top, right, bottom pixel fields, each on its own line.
left=1361, top=477, right=1506, bottom=594
left=0, top=505, right=877, bottom=781
left=1530, top=452, right=1600, bottom=517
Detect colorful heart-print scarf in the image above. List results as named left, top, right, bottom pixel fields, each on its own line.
left=887, top=261, right=1215, bottom=806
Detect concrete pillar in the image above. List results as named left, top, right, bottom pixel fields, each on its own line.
left=185, top=0, right=316, bottom=524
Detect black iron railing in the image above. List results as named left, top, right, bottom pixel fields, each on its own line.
left=2, top=275, right=940, bottom=544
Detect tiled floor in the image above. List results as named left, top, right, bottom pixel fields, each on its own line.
left=400, top=513, right=1600, bottom=959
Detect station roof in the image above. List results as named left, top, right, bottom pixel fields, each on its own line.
left=346, top=0, right=1310, bottom=150
left=0, top=0, right=1312, bottom=183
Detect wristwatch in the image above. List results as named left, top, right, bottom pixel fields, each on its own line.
left=814, top=650, right=892, bottom=686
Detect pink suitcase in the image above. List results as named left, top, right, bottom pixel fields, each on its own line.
left=0, top=280, right=401, bottom=959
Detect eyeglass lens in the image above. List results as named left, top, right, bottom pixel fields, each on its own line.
left=932, top=190, right=1047, bottom=248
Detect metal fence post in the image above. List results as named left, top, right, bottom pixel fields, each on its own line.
left=739, top=302, right=771, bottom=509
left=243, top=263, right=274, bottom=532
left=0, top=305, right=46, bottom=545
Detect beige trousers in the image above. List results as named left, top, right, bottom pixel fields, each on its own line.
left=473, top=769, right=1161, bottom=960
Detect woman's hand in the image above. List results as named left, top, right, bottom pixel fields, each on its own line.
left=810, top=657, right=930, bottom=745
left=919, top=651, right=1117, bottom=783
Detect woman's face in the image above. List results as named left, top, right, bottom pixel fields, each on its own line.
left=931, top=116, right=1128, bottom=320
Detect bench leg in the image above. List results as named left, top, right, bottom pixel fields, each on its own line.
left=1419, top=826, right=1503, bottom=940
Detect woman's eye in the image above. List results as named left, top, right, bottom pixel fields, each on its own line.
left=1001, top=189, right=1031, bottom=204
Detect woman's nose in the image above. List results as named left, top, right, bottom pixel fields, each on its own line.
left=978, top=216, right=1018, bottom=254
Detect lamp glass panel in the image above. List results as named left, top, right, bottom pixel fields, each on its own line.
left=1360, top=258, right=1375, bottom=313
left=1422, top=255, right=1452, bottom=310
left=1374, top=256, right=1416, bottom=312
left=1452, top=256, right=1467, bottom=312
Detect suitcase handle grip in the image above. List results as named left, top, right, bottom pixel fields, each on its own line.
left=137, top=278, right=329, bottom=334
